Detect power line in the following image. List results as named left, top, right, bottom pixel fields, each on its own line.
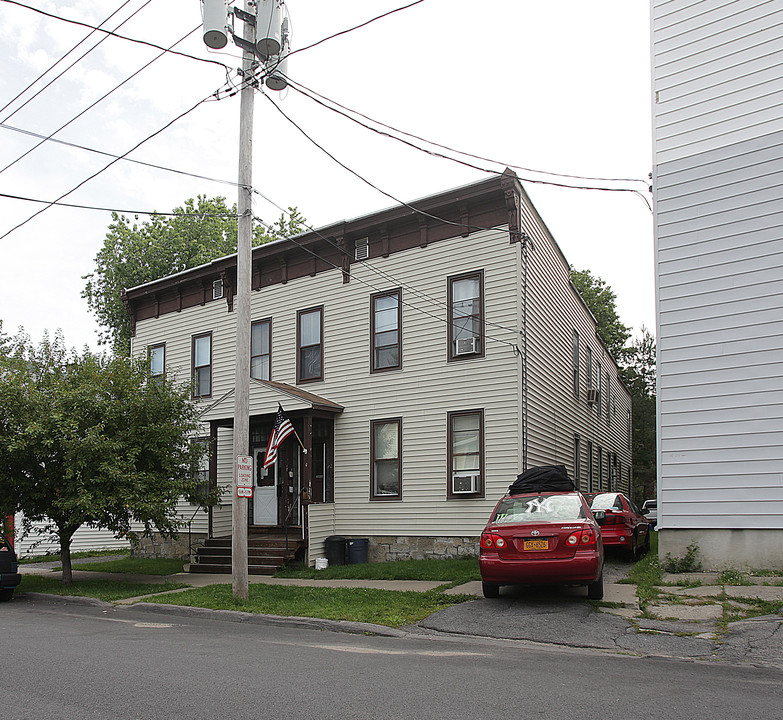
left=0, top=0, right=136, bottom=119
left=0, top=24, right=201, bottom=177
left=251, top=211, right=521, bottom=353
left=250, top=186, right=523, bottom=339
left=0, top=0, right=152, bottom=122
left=287, top=0, right=427, bottom=59
left=257, top=88, right=509, bottom=234
left=0, top=191, right=242, bottom=218
left=0, top=121, right=241, bottom=190
left=0, top=88, right=224, bottom=241
left=286, top=76, right=650, bottom=189
left=0, top=0, right=229, bottom=70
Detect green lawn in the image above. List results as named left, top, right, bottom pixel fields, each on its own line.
left=63, top=557, right=186, bottom=575
left=275, top=556, right=480, bottom=586
left=144, top=584, right=474, bottom=628
left=17, top=574, right=188, bottom=602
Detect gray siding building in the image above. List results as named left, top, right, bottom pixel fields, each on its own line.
left=652, top=0, right=783, bottom=568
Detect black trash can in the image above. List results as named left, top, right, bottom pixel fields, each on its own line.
left=324, top=536, right=346, bottom=566
left=346, top=538, right=369, bottom=564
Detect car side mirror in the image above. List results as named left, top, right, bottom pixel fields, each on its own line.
left=593, top=510, right=606, bottom=524
left=640, top=507, right=649, bottom=515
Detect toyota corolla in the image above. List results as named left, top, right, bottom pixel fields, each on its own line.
left=479, top=491, right=604, bottom=599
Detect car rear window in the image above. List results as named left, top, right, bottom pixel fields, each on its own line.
left=492, top=494, right=586, bottom=524
left=590, top=493, right=623, bottom=511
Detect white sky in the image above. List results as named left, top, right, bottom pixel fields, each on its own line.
left=0, top=0, right=654, bottom=351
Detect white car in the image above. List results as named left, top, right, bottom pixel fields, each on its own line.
left=642, top=499, right=658, bottom=529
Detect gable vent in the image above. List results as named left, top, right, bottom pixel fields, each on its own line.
left=212, top=279, right=224, bottom=300
left=354, top=237, right=369, bottom=261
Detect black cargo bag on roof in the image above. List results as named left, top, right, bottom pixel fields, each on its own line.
left=508, top=464, right=576, bottom=494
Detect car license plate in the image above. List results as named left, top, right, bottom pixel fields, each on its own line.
left=523, top=538, right=549, bottom=551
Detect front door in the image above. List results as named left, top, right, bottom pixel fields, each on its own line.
left=253, top=446, right=277, bottom=525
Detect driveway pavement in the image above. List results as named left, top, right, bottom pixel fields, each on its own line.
left=18, top=559, right=783, bottom=668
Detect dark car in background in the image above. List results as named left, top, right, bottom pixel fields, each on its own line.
left=585, top=492, right=650, bottom=561
left=479, top=490, right=604, bottom=599
left=1, top=534, right=22, bottom=602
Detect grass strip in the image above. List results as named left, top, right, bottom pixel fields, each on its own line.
left=18, top=574, right=188, bottom=602
left=19, top=549, right=128, bottom=565
left=275, top=556, right=480, bottom=584
left=63, top=557, right=186, bottom=575
left=143, top=584, right=474, bottom=628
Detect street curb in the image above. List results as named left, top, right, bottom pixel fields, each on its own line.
left=124, top=601, right=411, bottom=637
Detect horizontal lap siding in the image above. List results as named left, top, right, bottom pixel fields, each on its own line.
left=653, top=0, right=783, bottom=529
left=520, top=200, right=632, bottom=493
left=14, top=514, right=129, bottom=557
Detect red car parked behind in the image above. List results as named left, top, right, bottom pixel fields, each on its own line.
left=585, top=492, right=650, bottom=561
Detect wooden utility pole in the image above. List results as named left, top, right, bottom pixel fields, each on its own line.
left=231, top=0, right=256, bottom=600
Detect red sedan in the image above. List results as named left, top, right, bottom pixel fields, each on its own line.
left=585, top=492, right=650, bottom=561
left=479, top=491, right=604, bottom=599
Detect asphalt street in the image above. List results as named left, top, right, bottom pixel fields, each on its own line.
left=3, top=596, right=782, bottom=720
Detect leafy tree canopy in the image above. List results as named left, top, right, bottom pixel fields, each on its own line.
left=82, top=196, right=304, bottom=355
left=0, top=328, right=215, bottom=583
left=569, top=268, right=631, bottom=358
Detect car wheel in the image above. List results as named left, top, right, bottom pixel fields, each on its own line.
left=482, top=582, right=500, bottom=599
left=641, top=531, right=651, bottom=556
left=0, top=589, right=14, bottom=602
left=625, top=533, right=638, bottom=562
left=587, top=572, right=604, bottom=600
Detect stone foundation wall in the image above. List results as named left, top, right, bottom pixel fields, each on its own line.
left=366, top=535, right=479, bottom=562
left=132, top=533, right=207, bottom=560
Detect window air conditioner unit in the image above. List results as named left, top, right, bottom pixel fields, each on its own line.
left=452, top=473, right=480, bottom=494
left=587, top=387, right=599, bottom=404
left=354, top=237, right=369, bottom=260
left=455, top=336, right=479, bottom=356
left=212, top=279, right=224, bottom=300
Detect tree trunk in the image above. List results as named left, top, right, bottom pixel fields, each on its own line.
left=59, top=531, right=73, bottom=586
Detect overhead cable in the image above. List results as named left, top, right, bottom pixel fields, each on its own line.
left=0, top=0, right=137, bottom=120
left=0, top=0, right=230, bottom=70
left=0, top=0, right=152, bottom=122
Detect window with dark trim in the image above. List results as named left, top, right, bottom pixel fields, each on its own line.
left=587, top=441, right=594, bottom=492
left=371, top=289, right=401, bottom=372
left=251, top=319, right=271, bottom=381
left=448, top=271, right=484, bottom=360
left=572, top=330, right=580, bottom=398
left=574, top=435, right=581, bottom=488
left=447, top=409, right=484, bottom=498
left=605, top=371, right=611, bottom=420
left=596, top=445, right=604, bottom=492
left=192, top=333, right=212, bottom=397
left=297, top=306, right=323, bottom=382
left=371, top=418, right=401, bottom=499
left=191, top=437, right=210, bottom=498
left=149, top=343, right=165, bottom=382
left=586, top=347, right=593, bottom=391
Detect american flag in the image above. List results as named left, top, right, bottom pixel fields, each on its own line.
left=263, top=404, right=295, bottom=468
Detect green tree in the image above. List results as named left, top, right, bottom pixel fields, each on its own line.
left=0, top=329, right=214, bottom=584
left=570, top=268, right=631, bottom=357
left=619, top=327, right=657, bottom=504
left=569, top=269, right=656, bottom=501
left=82, top=196, right=304, bottom=355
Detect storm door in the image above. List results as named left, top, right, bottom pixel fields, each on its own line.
left=253, top=446, right=277, bottom=525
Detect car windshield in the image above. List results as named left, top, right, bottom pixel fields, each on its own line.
left=491, top=494, right=586, bottom=524
left=590, top=493, right=623, bottom=511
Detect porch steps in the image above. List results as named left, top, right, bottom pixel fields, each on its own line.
left=187, top=531, right=304, bottom=575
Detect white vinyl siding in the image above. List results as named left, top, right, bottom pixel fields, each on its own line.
left=130, top=194, right=632, bottom=540
left=653, top=0, right=783, bottom=530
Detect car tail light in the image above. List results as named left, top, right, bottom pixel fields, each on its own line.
left=480, top=532, right=507, bottom=550
left=567, top=528, right=597, bottom=546
left=601, top=514, right=620, bottom=525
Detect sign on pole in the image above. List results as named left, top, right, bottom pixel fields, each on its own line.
left=237, top=455, right=253, bottom=497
